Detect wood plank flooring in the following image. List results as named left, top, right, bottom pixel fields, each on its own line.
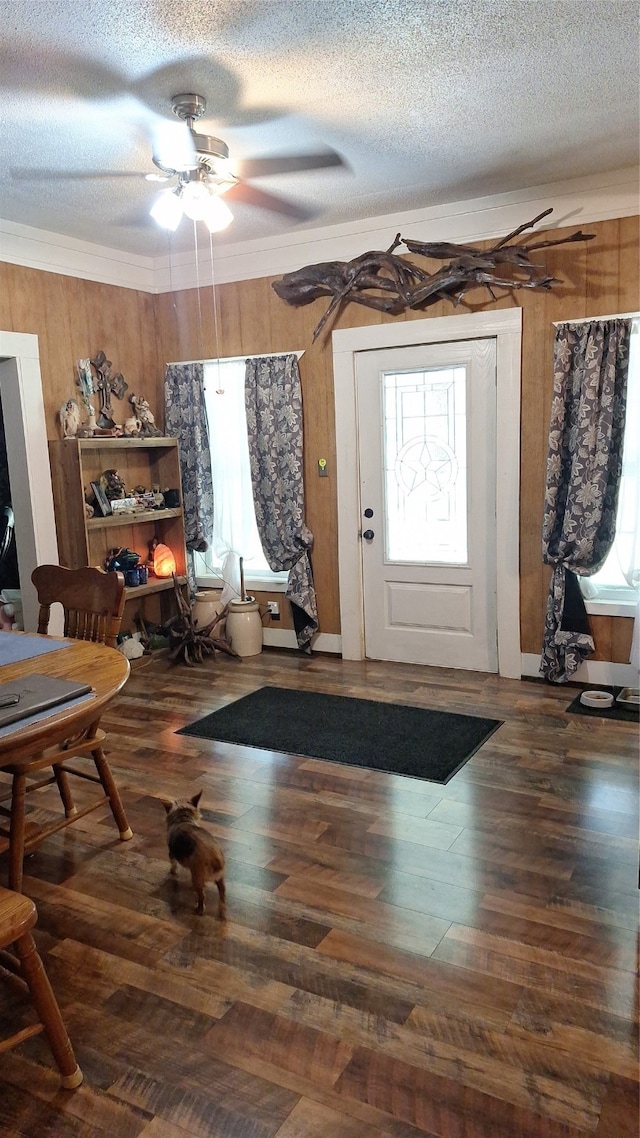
left=0, top=650, right=638, bottom=1137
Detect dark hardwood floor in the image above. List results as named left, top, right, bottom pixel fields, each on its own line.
left=1, top=649, right=638, bottom=1137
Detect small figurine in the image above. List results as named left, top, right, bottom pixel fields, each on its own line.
left=123, top=414, right=143, bottom=437
left=76, top=359, right=97, bottom=432
left=100, top=468, right=127, bottom=501
left=58, top=398, right=81, bottom=439
left=129, top=393, right=163, bottom=437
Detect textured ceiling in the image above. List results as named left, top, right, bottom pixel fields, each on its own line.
left=0, top=0, right=638, bottom=259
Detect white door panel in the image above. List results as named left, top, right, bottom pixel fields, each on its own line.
left=356, top=339, right=497, bottom=671
left=386, top=582, right=472, bottom=631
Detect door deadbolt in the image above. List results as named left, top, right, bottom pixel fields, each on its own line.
left=362, top=529, right=375, bottom=541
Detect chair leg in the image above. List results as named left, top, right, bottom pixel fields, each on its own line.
left=9, top=772, right=26, bottom=893
left=15, top=929, right=83, bottom=1089
left=53, top=768, right=78, bottom=818
left=91, top=747, right=133, bottom=841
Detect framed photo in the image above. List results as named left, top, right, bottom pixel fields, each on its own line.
left=90, top=480, right=112, bottom=517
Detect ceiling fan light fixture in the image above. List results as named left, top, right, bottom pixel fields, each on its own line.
left=149, top=188, right=183, bottom=231
left=180, top=179, right=212, bottom=221
left=203, top=195, right=233, bottom=233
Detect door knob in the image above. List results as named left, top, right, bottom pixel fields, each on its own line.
left=362, top=529, right=375, bottom=541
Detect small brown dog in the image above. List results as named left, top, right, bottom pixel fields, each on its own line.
left=163, top=791, right=226, bottom=917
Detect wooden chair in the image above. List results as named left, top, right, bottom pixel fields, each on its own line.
left=0, top=566, right=133, bottom=892
left=0, top=886, right=82, bottom=1087
left=32, top=564, right=126, bottom=648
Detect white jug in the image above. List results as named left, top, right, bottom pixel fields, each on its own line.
left=192, top=590, right=224, bottom=631
left=226, top=598, right=263, bottom=656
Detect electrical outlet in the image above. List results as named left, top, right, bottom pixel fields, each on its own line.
left=267, top=600, right=280, bottom=620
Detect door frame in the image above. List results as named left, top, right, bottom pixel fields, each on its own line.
left=332, top=309, right=522, bottom=678
left=0, top=330, right=60, bottom=633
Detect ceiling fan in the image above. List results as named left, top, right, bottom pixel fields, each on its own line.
left=11, top=93, right=347, bottom=233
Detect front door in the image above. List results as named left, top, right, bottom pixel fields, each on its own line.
left=355, top=338, right=497, bottom=671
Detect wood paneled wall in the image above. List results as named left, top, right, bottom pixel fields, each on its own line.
left=1, top=214, right=637, bottom=661
left=154, top=216, right=638, bottom=660
left=0, top=265, right=162, bottom=438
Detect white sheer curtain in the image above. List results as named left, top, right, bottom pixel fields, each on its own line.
left=203, top=359, right=270, bottom=604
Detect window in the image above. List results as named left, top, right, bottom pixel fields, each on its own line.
left=582, top=318, right=639, bottom=614
left=382, top=365, right=468, bottom=564
left=193, top=357, right=288, bottom=593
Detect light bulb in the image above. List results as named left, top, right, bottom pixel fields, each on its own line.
left=149, top=189, right=183, bottom=231
left=180, top=181, right=212, bottom=221
left=203, top=195, right=234, bottom=233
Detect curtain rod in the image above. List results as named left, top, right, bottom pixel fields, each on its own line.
left=552, top=312, right=639, bottom=327
left=166, top=350, right=305, bottom=366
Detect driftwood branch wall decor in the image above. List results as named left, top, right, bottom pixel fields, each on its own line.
left=272, top=208, right=595, bottom=341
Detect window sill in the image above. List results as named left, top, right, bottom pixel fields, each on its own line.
left=585, top=598, right=637, bottom=617
left=195, top=574, right=288, bottom=594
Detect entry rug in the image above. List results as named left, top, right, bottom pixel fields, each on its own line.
left=177, top=686, right=503, bottom=784
left=565, top=686, right=639, bottom=723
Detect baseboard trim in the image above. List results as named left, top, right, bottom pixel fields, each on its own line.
left=262, top=629, right=342, bottom=654
left=521, top=652, right=637, bottom=686
left=260, top=642, right=637, bottom=680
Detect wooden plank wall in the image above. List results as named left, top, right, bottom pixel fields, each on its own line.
left=0, top=266, right=161, bottom=440
left=154, top=216, right=638, bottom=661
left=0, top=214, right=637, bottom=661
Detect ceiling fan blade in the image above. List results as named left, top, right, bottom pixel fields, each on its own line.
left=234, top=151, right=347, bottom=179
left=112, top=204, right=159, bottom=228
left=225, top=182, right=318, bottom=221
left=10, top=168, right=149, bottom=181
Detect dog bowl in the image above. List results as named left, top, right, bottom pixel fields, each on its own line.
left=580, top=690, right=614, bottom=709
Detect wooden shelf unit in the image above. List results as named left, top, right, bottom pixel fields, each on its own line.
left=49, top=437, right=189, bottom=628
left=86, top=507, right=183, bottom=530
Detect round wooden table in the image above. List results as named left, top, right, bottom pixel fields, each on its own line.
left=0, top=637, right=130, bottom=763
left=0, top=636, right=131, bottom=891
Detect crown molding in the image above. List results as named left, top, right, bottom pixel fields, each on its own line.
left=0, top=218, right=156, bottom=291
left=1, top=167, right=637, bottom=294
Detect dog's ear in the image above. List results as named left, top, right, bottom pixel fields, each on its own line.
left=191, top=790, right=203, bottom=808
left=162, top=800, right=174, bottom=814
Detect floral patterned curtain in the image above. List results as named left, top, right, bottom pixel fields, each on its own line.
left=164, top=363, right=214, bottom=589
left=245, top=355, right=318, bottom=652
left=540, top=319, right=631, bottom=682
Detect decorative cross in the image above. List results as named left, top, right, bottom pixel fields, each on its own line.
left=90, top=351, right=128, bottom=428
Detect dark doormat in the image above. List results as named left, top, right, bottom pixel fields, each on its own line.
left=177, top=686, right=503, bottom=784
left=565, top=686, right=640, bottom=722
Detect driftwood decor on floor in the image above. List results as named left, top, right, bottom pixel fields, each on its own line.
left=272, top=208, right=595, bottom=341
left=166, top=576, right=240, bottom=667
